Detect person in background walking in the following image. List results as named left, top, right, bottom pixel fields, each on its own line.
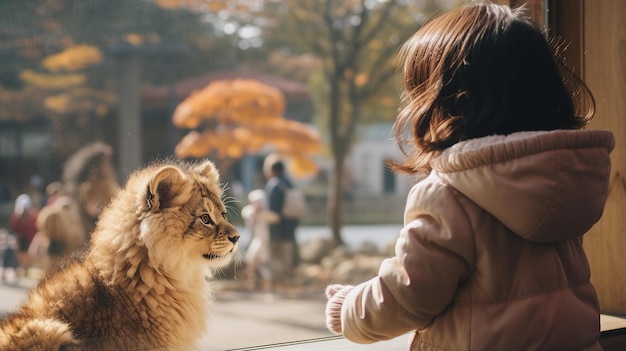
left=264, top=154, right=299, bottom=289
left=324, top=2, right=613, bottom=350
left=29, top=195, right=86, bottom=273
left=8, top=193, right=39, bottom=277
left=242, top=189, right=278, bottom=291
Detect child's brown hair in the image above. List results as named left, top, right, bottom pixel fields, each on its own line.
left=391, top=2, right=595, bottom=174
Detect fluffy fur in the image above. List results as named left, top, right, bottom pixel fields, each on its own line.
left=0, top=159, right=240, bottom=351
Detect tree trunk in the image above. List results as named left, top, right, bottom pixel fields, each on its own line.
left=328, top=152, right=346, bottom=247
left=327, top=73, right=346, bottom=247
left=327, top=77, right=362, bottom=247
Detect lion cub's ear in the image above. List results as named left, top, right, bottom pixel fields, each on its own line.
left=195, top=160, right=220, bottom=184
left=146, top=166, right=191, bottom=212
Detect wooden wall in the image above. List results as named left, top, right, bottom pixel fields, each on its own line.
left=580, top=0, right=626, bottom=316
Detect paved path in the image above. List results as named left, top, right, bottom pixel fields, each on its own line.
left=204, top=288, right=331, bottom=350
left=0, top=277, right=331, bottom=351
left=0, top=277, right=38, bottom=314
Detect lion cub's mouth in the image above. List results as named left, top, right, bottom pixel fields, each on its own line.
left=203, top=253, right=220, bottom=260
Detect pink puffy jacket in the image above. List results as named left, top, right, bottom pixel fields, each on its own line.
left=329, top=129, right=614, bottom=350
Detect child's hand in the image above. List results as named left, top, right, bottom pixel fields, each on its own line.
left=324, top=284, right=354, bottom=335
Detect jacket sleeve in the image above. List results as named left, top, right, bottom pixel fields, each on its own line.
left=340, top=179, right=476, bottom=343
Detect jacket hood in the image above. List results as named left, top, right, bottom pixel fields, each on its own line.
left=431, top=129, right=614, bottom=243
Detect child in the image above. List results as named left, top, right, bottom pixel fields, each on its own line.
left=324, top=2, right=614, bottom=350
left=242, top=189, right=278, bottom=291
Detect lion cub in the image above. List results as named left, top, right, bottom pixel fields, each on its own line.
left=0, top=160, right=240, bottom=351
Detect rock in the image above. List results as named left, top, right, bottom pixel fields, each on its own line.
left=330, top=245, right=353, bottom=261
left=299, top=236, right=333, bottom=264
left=331, top=260, right=359, bottom=283
left=330, top=255, right=385, bottom=284
left=358, top=241, right=379, bottom=256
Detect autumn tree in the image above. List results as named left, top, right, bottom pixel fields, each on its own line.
left=172, top=79, right=322, bottom=177
left=258, top=0, right=456, bottom=246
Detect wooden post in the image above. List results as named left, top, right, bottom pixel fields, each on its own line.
left=115, top=53, right=142, bottom=182
left=580, top=0, right=626, bottom=316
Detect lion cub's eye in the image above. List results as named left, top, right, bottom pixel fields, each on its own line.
left=200, top=213, right=215, bottom=226
left=222, top=212, right=227, bottom=220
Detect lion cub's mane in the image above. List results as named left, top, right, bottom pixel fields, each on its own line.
left=0, top=159, right=239, bottom=351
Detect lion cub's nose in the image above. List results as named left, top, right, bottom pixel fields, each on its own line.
left=228, top=235, right=239, bottom=244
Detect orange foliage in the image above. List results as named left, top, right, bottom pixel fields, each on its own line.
left=19, top=69, right=86, bottom=89
left=44, top=88, right=117, bottom=115
left=41, top=45, right=102, bottom=72
left=172, top=79, right=285, bottom=129
left=173, top=79, right=322, bottom=177
left=154, top=0, right=244, bottom=13
left=289, top=155, right=319, bottom=178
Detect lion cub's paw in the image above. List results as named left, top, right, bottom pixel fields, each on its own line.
left=9, top=318, right=77, bottom=351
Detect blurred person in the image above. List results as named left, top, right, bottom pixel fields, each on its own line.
left=62, top=142, right=119, bottom=240
left=264, top=154, right=300, bottom=288
left=0, top=228, right=20, bottom=284
left=8, top=193, right=39, bottom=275
left=242, top=189, right=278, bottom=291
left=26, top=181, right=65, bottom=271
left=44, top=181, right=64, bottom=206
left=29, top=195, right=86, bottom=273
left=324, top=2, right=613, bottom=350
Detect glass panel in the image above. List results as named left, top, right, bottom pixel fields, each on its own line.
left=0, top=1, right=463, bottom=349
